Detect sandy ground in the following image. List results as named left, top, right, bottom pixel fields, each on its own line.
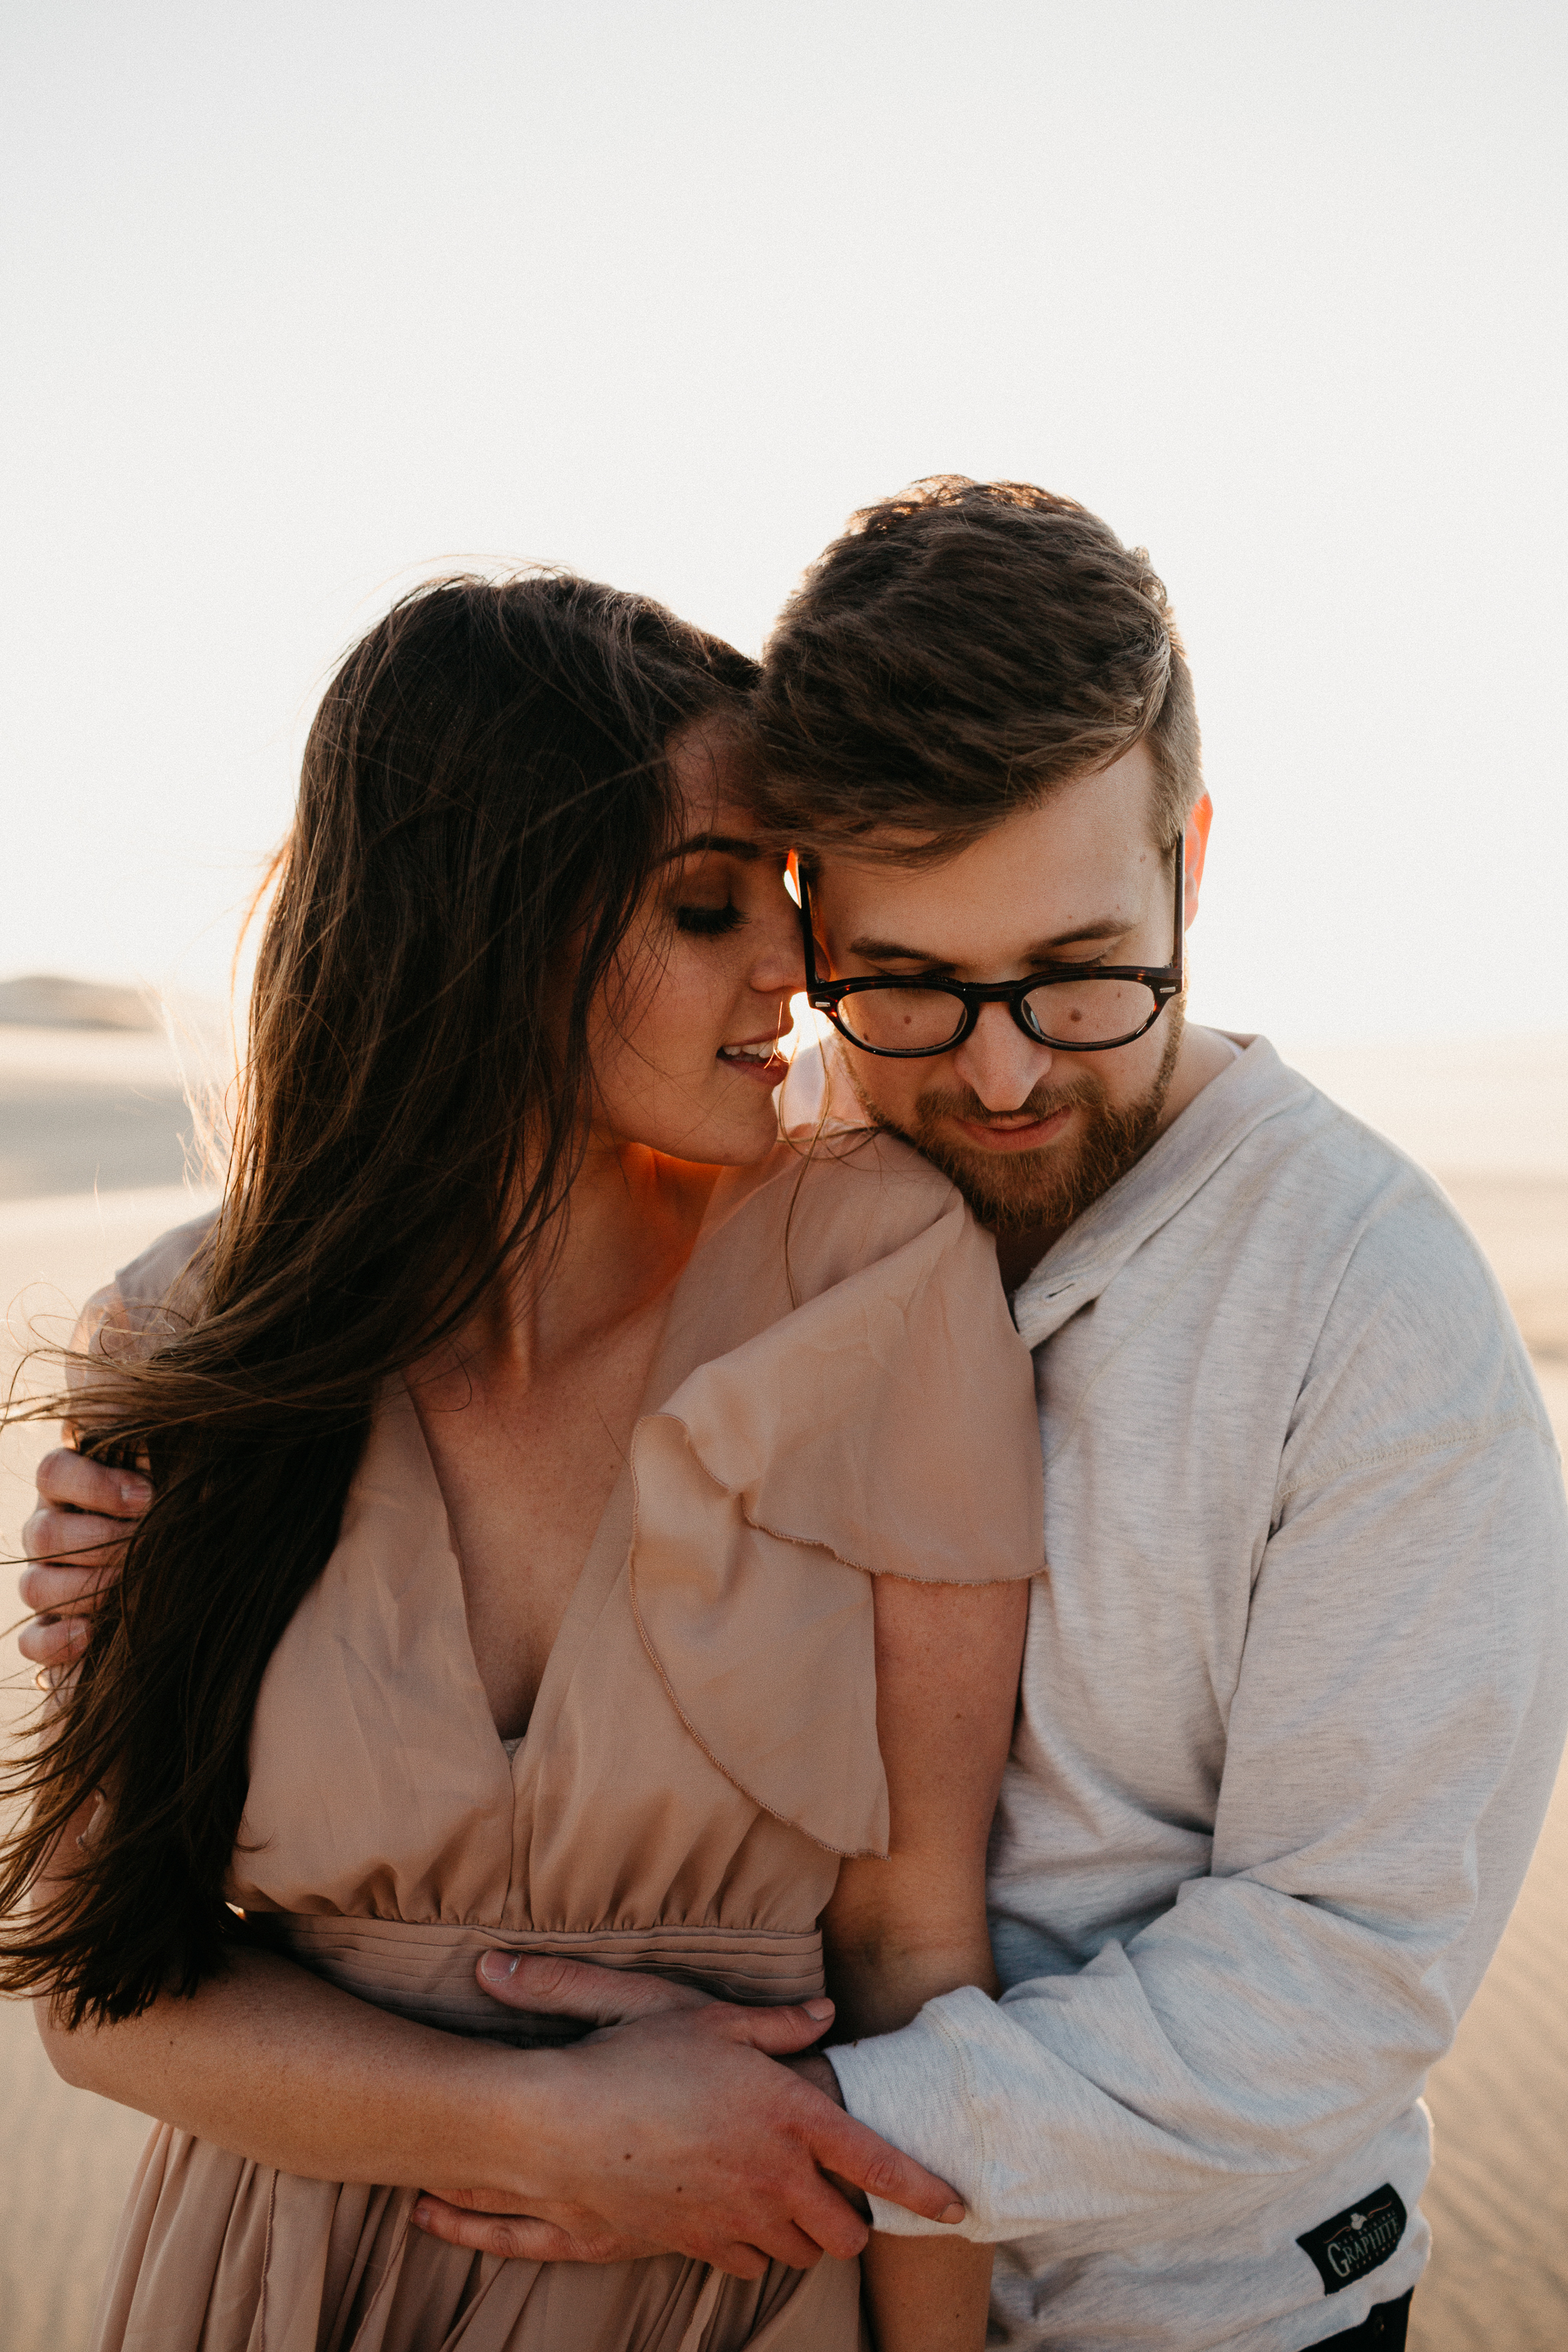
left=0, top=1187, right=220, bottom=2352
left=0, top=1023, right=224, bottom=1204
left=0, top=1036, right=1565, bottom=2350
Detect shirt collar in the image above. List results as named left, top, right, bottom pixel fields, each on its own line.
left=1009, top=1037, right=1314, bottom=1351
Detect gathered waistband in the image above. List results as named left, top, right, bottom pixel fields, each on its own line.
left=255, top=1913, right=825, bottom=2044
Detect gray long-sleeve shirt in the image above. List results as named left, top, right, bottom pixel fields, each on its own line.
left=828, top=1037, right=1568, bottom=2350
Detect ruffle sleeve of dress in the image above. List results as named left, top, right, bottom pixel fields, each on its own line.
left=106, top=1135, right=1044, bottom=1950
left=630, top=1131, right=1047, bottom=1860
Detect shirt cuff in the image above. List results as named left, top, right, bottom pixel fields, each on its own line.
left=826, top=1990, right=994, bottom=2239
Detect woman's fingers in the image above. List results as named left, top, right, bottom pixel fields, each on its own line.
left=805, top=2103, right=967, bottom=2230
left=707, top=1998, right=838, bottom=2057
left=475, top=1951, right=718, bottom=2024
left=437, top=1995, right=933, bottom=2273
left=691, top=2013, right=965, bottom=2234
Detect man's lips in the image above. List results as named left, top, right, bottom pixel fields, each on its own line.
left=945, top=1103, right=1076, bottom=1153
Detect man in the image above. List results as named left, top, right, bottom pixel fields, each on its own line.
left=24, top=480, right=1568, bottom=2348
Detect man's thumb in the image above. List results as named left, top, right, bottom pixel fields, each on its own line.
left=475, top=1950, right=713, bottom=2023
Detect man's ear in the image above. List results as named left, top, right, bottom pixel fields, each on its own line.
left=1183, top=794, right=1214, bottom=929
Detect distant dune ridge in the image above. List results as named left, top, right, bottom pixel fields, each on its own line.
left=0, top=975, right=232, bottom=1201
left=0, top=974, right=162, bottom=1032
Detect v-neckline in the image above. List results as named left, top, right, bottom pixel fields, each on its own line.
left=394, top=1165, right=743, bottom=1779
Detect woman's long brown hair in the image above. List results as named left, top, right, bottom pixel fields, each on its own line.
left=1, top=572, right=758, bottom=2025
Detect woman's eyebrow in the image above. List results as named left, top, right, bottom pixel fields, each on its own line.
left=662, top=832, right=765, bottom=864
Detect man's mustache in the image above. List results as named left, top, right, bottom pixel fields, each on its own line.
left=913, top=1074, right=1104, bottom=1131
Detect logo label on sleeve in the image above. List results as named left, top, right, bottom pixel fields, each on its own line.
left=1296, top=2185, right=1408, bottom=2294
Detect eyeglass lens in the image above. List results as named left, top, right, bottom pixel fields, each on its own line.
left=835, top=975, right=1161, bottom=1053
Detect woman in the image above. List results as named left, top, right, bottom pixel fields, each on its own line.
left=2, top=574, right=1041, bottom=2351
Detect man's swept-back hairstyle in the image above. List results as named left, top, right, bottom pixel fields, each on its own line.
left=1, top=570, right=756, bottom=2027
left=753, top=477, right=1201, bottom=854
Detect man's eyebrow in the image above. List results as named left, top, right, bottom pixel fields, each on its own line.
left=848, top=916, right=1133, bottom=965
left=662, top=832, right=765, bottom=864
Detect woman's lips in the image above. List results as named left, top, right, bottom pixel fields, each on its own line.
left=948, top=1104, right=1074, bottom=1153
left=717, top=1043, right=788, bottom=1084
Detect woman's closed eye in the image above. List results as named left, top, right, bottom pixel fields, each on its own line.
left=675, top=901, right=744, bottom=938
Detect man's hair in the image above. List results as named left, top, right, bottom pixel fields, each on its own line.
left=754, top=477, right=1201, bottom=855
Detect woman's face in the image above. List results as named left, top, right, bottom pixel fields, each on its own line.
left=586, top=720, right=805, bottom=1168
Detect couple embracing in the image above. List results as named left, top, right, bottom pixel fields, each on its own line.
left=9, top=479, right=1567, bottom=2352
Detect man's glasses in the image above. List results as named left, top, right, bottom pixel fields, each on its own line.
left=797, top=838, right=1184, bottom=1059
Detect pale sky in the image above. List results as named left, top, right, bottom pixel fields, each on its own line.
left=6, top=0, right=1564, bottom=1044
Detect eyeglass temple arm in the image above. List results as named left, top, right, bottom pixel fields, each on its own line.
left=795, top=867, right=828, bottom=998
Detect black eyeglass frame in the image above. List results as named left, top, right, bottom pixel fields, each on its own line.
left=796, top=837, right=1185, bottom=1059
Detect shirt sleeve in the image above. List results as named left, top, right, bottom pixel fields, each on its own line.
left=828, top=1223, right=1568, bottom=2246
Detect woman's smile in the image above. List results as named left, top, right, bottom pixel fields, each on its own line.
left=717, top=1031, right=789, bottom=1083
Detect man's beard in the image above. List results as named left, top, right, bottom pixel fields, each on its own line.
left=849, top=1003, right=1185, bottom=1240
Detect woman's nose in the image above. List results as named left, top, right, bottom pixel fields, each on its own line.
left=750, top=899, right=808, bottom=998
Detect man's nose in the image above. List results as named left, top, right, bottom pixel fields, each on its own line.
left=950, top=1002, right=1057, bottom=1108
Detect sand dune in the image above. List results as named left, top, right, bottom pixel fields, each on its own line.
left=2, top=1035, right=1566, bottom=2350
left=1414, top=1747, right=1568, bottom=2349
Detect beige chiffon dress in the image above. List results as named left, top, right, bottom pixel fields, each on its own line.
left=86, top=1132, right=1043, bottom=2352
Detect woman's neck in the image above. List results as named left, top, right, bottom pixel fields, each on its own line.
left=407, top=1138, right=726, bottom=1738
left=466, top=1137, right=722, bottom=1388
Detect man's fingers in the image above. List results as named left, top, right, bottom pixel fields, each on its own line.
left=474, top=1959, right=838, bottom=2063
left=408, top=2197, right=782, bottom=2279
left=475, top=1951, right=717, bottom=2024
left=22, top=1508, right=130, bottom=1575
left=17, top=1457, right=142, bottom=1655
left=18, top=1554, right=118, bottom=1613
left=16, top=1614, right=89, bottom=1670
left=410, top=2195, right=664, bottom=2265
left=33, top=1448, right=149, bottom=1519
left=412, top=2200, right=592, bottom=2262
left=812, top=2109, right=966, bottom=2227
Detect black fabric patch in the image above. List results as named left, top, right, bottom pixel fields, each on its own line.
left=1298, top=2185, right=1408, bottom=2294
